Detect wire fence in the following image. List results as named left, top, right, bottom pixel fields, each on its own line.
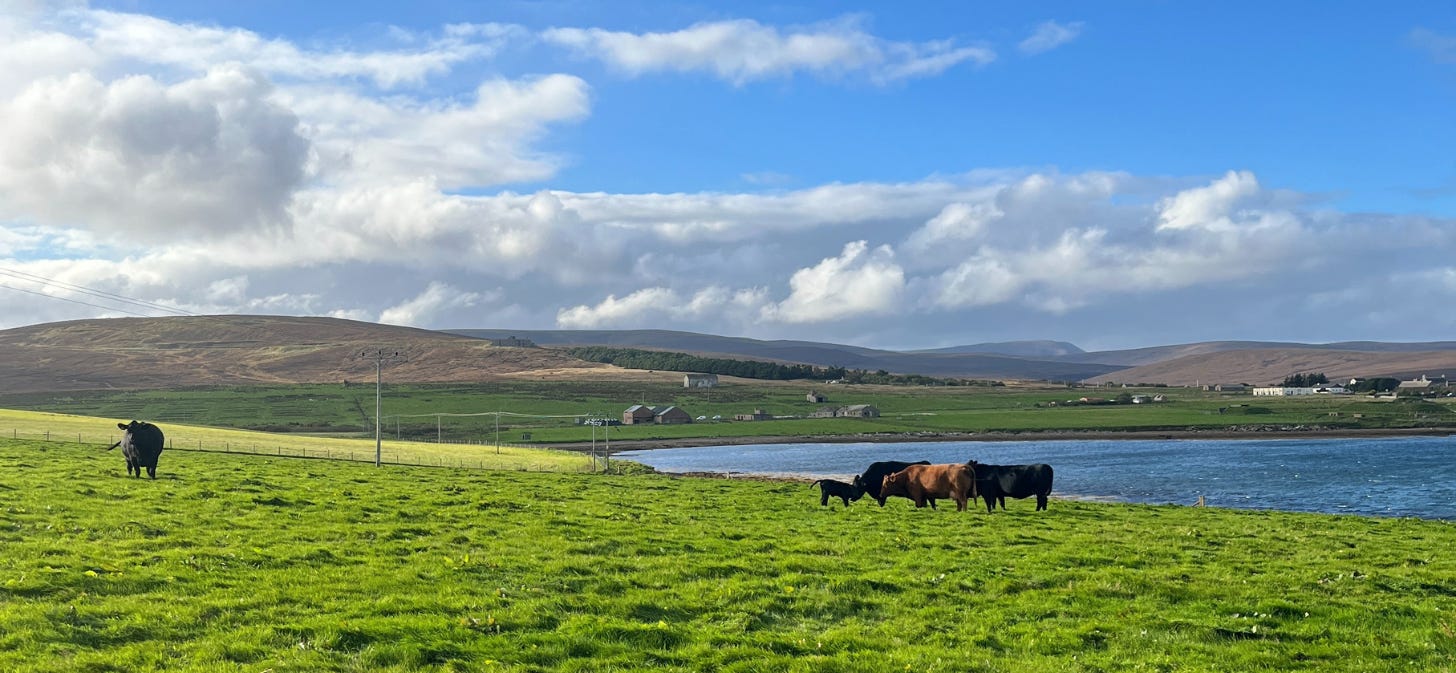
left=3, top=427, right=605, bottom=473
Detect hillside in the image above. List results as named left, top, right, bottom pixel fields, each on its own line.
left=448, top=329, right=1123, bottom=381
left=1083, top=348, right=1456, bottom=386
left=0, top=316, right=620, bottom=394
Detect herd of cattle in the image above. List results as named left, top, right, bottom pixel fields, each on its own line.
left=809, top=460, right=1054, bottom=513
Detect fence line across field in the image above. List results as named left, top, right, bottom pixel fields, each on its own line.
left=5, top=427, right=597, bottom=473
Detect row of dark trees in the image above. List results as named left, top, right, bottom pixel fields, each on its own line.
left=1280, top=372, right=1330, bottom=387
left=563, top=347, right=1001, bottom=387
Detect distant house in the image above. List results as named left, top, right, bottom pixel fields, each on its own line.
left=489, top=336, right=536, bottom=348
left=806, top=390, right=827, bottom=403
left=1252, top=387, right=1316, bottom=396
left=735, top=409, right=772, bottom=421
left=1398, top=375, right=1446, bottom=391
left=622, top=405, right=655, bottom=425
left=810, top=406, right=840, bottom=418
left=1202, top=384, right=1246, bottom=392
left=684, top=373, right=719, bottom=388
left=654, top=406, right=693, bottom=424
left=840, top=404, right=880, bottom=418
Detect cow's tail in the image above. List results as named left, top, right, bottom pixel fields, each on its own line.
left=106, top=441, right=121, bottom=451
left=965, top=463, right=978, bottom=499
left=808, top=479, right=824, bottom=489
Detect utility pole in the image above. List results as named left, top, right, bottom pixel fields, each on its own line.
left=360, top=349, right=403, bottom=467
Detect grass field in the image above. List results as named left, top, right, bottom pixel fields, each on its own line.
left=2, top=381, right=1454, bottom=446
left=2, top=439, right=1454, bottom=671
left=0, top=409, right=595, bottom=472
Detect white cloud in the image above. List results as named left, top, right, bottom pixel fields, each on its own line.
left=286, top=73, right=591, bottom=188
left=1155, top=170, right=1260, bottom=232
left=556, top=287, right=678, bottom=328
left=84, top=10, right=517, bottom=88
left=380, top=281, right=490, bottom=326
left=1018, top=20, right=1084, bottom=55
left=0, top=66, right=309, bottom=240
left=763, top=240, right=905, bottom=323
left=543, top=18, right=993, bottom=84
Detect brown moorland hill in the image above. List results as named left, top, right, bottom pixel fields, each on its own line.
left=1082, top=348, right=1456, bottom=387
left=0, top=315, right=635, bottom=394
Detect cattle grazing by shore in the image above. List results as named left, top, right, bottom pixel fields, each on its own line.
left=108, top=421, right=165, bottom=479
left=853, top=460, right=932, bottom=507
left=880, top=463, right=977, bottom=511
left=809, top=479, right=863, bottom=507
left=967, top=461, right=1054, bottom=512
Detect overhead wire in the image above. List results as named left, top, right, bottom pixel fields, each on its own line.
left=0, top=265, right=196, bottom=317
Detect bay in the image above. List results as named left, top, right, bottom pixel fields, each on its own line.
left=615, top=435, right=1456, bottom=520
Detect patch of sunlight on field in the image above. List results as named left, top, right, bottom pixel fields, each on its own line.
left=0, top=408, right=592, bottom=471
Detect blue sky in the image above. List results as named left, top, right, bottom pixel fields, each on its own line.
left=1, top=1, right=1454, bottom=350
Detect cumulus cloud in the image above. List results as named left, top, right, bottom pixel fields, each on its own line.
left=0, top=67, right=309, bottom=240
left=763, top=240, right=905, bottom=323
left=1155, top=170, right=1261, bottom=232
left=543, top=18, right=994, bottom=84
left=380, top=281, right=491, bottom=326
left=1018, top=20, right=1084, bottom=55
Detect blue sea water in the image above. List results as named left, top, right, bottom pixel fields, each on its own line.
left=615, top=436, right=1456, bottom=520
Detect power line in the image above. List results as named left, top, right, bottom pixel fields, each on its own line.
left=0, top=281, right=154, bottom=317
left=0, top=266, right=194, bottom=316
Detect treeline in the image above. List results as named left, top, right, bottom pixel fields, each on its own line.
left=563, top=347, right=1001, bottom=387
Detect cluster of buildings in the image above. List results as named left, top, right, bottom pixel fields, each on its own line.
left=619, top=379, right=881, bottom=425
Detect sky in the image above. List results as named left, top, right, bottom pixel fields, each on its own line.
left=0, top=1, right=1454, bottom=351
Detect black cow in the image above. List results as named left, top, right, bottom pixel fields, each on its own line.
left=852, top=460, right=932, bottom=507
left=967, top=461, right=1054, bottom=512
left=809, top=479, right=863, bottom=507
left=108, top=421, right=165, bottom=479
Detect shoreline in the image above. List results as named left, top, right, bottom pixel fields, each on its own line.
left=553, top=425, right=1456, bottom=454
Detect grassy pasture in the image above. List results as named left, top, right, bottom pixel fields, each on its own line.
left=2, top=439, right=1454, bottom=672
left=0, top=409, right=593, bottom=472
left=3, top=382, right=1454, bottom=446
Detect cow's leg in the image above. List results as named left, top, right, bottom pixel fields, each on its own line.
left=1036, top=493, right=1048, bottom=510
left=984, top=494, right=996, bottom=513
left=147, top=465, right=157, bottom=479
left=820, top=490, right=830, bottom=507
left=839, top=494, right=850, bottom=507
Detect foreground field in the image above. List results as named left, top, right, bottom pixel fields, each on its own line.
left=2, top=440, right=1454, bottom=672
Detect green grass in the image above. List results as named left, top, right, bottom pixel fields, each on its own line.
left=3, top=382, right=1455, bottom=447
left=0, top=409, right=594, bottom=472
left=2, top=439, right=1454, bottom=671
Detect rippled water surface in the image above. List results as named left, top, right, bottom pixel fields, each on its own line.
left=616, top=436, right=1456, bottom=519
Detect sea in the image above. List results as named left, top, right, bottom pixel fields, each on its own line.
left=615, top=435, right=1456, bottom=520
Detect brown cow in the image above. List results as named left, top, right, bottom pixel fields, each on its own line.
left=880, top=463, right=977, bottom=511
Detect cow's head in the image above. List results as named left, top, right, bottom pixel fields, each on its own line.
left=880, top=471, right=907, bottom=497
left=117, top=421, right=136, bottom=432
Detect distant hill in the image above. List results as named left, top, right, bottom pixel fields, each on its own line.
left=1082, top=348, right=1456, bottom=386
left=0, top=316, right=614, bottom=394
left=1061, top=340, right=1456, bottom=369
left=911, top=340, right=1084, bottom=358
left=448, top=329, right=1123, bottom=381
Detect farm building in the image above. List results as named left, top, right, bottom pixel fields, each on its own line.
left=735, top=409, right=771, bottom=421
left=1252, top=387, right=1316, bottom=396
left=684, top=373, right=719, bottom=388
left=1398, top=375, right=1446, bottom=391
left=811, top=405, right=881, bottom=418
left=622, top=405, right=655, bottom=425
left=806, top=390, right=827, bottom=403
left=1202, top=384, right=1246, bottom=392
left=654, top=406, right=693, bottom=424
